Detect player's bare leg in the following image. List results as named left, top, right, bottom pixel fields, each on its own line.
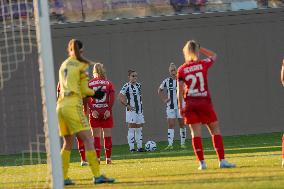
left=178, top=118, right=187, bottom=149
left=61, top=135, right=75, bottom=185
left=189, top=124, right=206, bottom=170
left=207, top=122, right=236, bottom=168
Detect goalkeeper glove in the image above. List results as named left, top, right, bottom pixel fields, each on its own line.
left=93, top=86, right=105, bottom=100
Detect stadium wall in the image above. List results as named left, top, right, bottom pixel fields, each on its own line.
left=1, top=8, right=284, bottom=154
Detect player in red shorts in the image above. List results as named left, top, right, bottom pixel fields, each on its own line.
left=177, top=40, right=236, bottom=170
left=84, top=63, right=115, bottom=164
left=280, top=58, right=284, bottom=167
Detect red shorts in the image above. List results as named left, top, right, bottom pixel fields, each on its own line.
left=89, top=116, right=114, bottom=128
left=182, top=99, right=218, bottom=125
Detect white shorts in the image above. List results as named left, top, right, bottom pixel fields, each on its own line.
left=126, top=111, right=145, bottom=124
left=166, top=109, right=182, bottom=119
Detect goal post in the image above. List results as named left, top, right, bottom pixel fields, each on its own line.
left=33, top=0, right=63, bottom=188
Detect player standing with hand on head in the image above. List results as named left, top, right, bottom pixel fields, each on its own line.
left=177, top=40, right=236, bottom=170
left=119, top=70, right=146, bottom=153
left=57, top=39, right=114, bottom=185
left=158, top=63, right=187, bottom=150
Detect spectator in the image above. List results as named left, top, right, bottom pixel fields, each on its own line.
left=49, top=0, right=66, bottom=23
left=170, top=0, right=189, bottom=13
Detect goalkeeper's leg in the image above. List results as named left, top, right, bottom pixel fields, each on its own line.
left=61, top=135, right=75, bottom=183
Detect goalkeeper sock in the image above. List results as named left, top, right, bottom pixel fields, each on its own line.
left=212, top=135, right=225, bottom=160
left=86, top=150, right=100, bottom=177
left=61, top=150, right=71, bottom=180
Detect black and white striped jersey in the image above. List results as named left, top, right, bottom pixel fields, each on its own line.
left=159, top=77, right=179, bottom=110
left=120, top=82, right=143, bottom=114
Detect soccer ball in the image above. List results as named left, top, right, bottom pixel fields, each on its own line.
left=145, top=141, right=157, bottom=152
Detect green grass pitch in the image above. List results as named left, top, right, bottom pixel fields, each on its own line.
left=1, top=132, right=284, bottom=189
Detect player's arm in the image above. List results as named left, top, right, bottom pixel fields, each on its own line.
left=118, top=92, right=127, bottom=107
left=82, top=97, right=90, bottom=116
left=199, top=47, right=217, bottom=62
left=158, top=87, right=169, bottom=104
left=281, top=59, right=284, bottom=87
left=118, top=92, right=134, bottom=111
left=177, top=80, right=185, bottom=116
left=109, top=90, right=115, bottom=108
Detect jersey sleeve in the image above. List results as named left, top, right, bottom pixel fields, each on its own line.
left=109, top=81, right=115, bottom=92
left=177, top=66, right=184, bottom=81
left=119, top=83, right=128, bottom=95
left=203, top=57, right=215, bottom=68
left=159, top=79, right=166, bottom=90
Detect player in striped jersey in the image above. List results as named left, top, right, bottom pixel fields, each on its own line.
left=158, top=63, right=187, bottom=150
left=118, top=70, right=146, bottom=152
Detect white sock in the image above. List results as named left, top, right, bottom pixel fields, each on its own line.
left=180, top=127, right=186, bottom=145
left=168, top=129, right=174, bottom=146
left=135, top=128, right=143, bottom=149
left=127, top=128, right=135, bottom=150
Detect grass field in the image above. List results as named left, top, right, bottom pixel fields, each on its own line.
left=1, top=132, right=284, bottom=189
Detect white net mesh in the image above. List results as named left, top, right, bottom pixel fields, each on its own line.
left=0, top=0, right=59, bottom=188
left=0, top=0, right=36, bottom=89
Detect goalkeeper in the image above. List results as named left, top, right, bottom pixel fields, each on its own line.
left=56, top=39, right=115, bottom=185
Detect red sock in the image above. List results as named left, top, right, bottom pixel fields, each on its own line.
left=104, top=137, right=112, bottom=159
left=212, top=135, right=225, bottom=160
left=192, top=137, right=204, bottom=161
left=76, top=137, right=86, bottom=162
left=282, top=135, right=284, bottom=159
left=94, top=137, right=101, bottom=159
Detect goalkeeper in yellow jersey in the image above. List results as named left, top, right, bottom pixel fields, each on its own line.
left=57, top=39, right=115, bottom=185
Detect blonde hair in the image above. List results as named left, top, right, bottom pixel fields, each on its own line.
left=93, top=63, right=106, bottom=78
left=183, top=40, right=200, bottom=62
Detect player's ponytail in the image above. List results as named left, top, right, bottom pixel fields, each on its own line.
left=68, top=39, right=91, bottom=64
left=93, top=63, right=107, bottom=79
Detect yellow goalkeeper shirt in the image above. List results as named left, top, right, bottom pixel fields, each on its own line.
left=58, top=56, right=94, bottom=102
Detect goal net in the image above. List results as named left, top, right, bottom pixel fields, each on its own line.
left=0, top=0, right=62, bottom=188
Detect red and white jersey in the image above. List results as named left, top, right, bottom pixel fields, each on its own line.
left=86, top=77, right=115, bottom=117
left=177, top=57, right=215, bottom=101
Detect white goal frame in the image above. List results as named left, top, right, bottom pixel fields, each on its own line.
left=33, top=0, right=63, bottom=188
